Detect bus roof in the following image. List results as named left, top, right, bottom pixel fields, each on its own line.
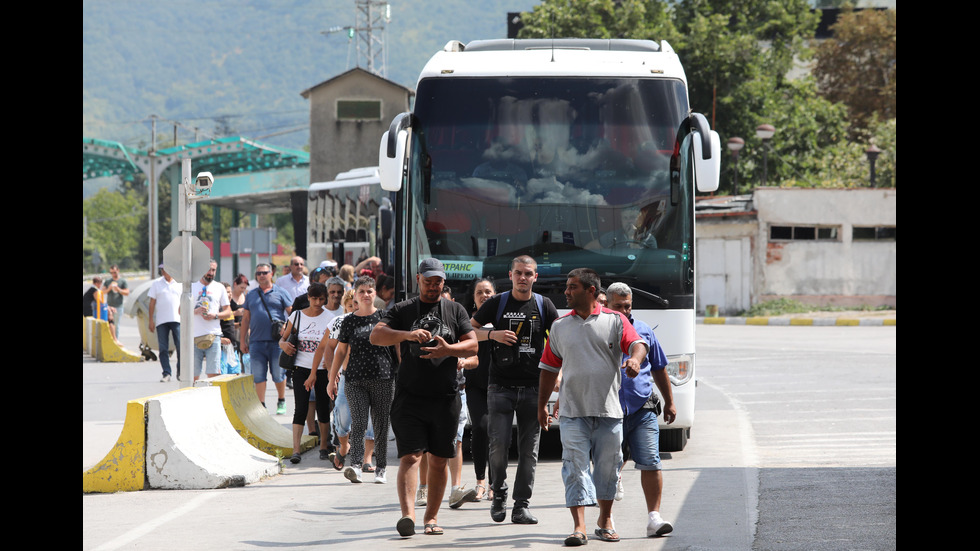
left=417, top=38, right=687, bottom=84
left=309, top=166, right=380, bottom=192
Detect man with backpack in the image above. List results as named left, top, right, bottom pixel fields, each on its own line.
left=470, top=255, right=559, bottom=525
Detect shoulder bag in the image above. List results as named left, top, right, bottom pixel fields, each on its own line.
left=279, top=310, right=300, bottom=371
left=258, top=287, right=286, bottom=338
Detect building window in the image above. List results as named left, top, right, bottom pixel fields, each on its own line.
left=337, top=99, right=381, bottom=121
left=770, top=225, right=839, bottom=241
left=853, top=226, right=896, bottom=241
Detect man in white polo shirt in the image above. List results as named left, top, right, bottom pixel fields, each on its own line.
left=537, top=267, right=647, bottom=547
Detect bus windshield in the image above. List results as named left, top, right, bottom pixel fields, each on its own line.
left=407, top=76, right=697, bottom=310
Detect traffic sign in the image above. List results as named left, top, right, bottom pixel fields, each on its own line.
left=162, top=236, right=212, bottom=283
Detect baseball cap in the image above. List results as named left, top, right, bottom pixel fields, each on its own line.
left=320, top=260, right=338, bottom=268
left=418, top=258, right=446, bottom=279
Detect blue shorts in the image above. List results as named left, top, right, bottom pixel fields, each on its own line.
left=249, top=340, right=286, bottom=384
left=558, top=416, right=623, bottom=507
left=623, top=407, right=662, bottom=471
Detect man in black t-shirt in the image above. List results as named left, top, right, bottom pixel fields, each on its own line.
left=370, top=258, right=478, bottom=537
left=470, top=255, right=559, bottom=525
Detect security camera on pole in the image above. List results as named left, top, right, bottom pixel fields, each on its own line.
left=161, top=159, right=215, bottom=388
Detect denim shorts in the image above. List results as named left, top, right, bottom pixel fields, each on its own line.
left=249, top=340, right=286, bottom=384
left=558, top=416, right=623, bottom=507
left=454, top=391, right=469, bottom=446
left=623, top=407, right=662, bottom=471
left=193, top=337, right=222, bottom=378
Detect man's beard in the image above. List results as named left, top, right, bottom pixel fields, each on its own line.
left=204, top=274, right=214, bottom=283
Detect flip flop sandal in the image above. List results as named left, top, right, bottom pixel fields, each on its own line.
left=396, top=516, right=415, bottom=537
left=594, top=528, right=620, bottom=542
left=424, top=523, right=444, bottom=535
left=472, top=483, right=487, bottom=502
left=329, top=451, right=346, bottom=471
left=564, top=531, right=588, bottom=546
left=362, top=462, right=376, bottom=472
left=290, top=453, right=301, bottom=464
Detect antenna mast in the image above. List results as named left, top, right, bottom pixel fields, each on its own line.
left=323, top=1, right=391, bottom=78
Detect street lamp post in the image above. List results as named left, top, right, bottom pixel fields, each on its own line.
left=865, top=144, right=881, bottom=188
left=756, top=124, right=775, bottom=187
left=727, top=137, right=744, bottom=195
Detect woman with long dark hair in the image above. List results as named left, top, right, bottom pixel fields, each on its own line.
left=278, top=282, right=335, bottom=464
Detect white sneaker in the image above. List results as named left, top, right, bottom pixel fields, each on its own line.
left=374, top=468, right=386, bottom=484
left=647, top=511, right=673, bottom=537
left=416, top=485, right=427, bottom=506
left=344, top=466, right=362, bottom=483
left=160, top=374, right=171, bottom=382
left=615, top=475, right=624, bottom=501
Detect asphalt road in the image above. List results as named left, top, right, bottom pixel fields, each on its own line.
left=83, top=316, right=895, bottom=550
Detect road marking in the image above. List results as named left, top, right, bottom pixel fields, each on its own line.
left=91, top=492, right=218, bottom=551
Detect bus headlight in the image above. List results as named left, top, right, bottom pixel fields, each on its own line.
left=666, top=354, right=693, bottom=386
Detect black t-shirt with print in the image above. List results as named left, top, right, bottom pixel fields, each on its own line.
left=337, top=311, right=395, bottom=381
left=381, top=297, right=473, bottom=397
left=473, top=293, right=559, bottom=387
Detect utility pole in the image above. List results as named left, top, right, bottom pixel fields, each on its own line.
left=149, top=115, right=159, bottom=275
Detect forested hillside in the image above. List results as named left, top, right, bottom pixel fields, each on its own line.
left=83, top=0, right=538, bottom=152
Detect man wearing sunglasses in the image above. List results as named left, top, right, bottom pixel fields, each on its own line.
left=241, top=263, right=294, bottom=414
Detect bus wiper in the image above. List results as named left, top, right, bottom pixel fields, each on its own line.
left=630, top=287, right=669, bottom=308
left=608, top=276, right=670, bottom=308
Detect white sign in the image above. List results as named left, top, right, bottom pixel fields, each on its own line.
left=162, top=236, right=213, bottom=283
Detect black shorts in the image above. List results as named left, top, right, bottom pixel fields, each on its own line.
left=390, top=387, right=461, bottom=459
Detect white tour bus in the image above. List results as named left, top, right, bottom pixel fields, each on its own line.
left=307, top=166, right=395, bottom=269
left=377, top=38, right=720, bottom=451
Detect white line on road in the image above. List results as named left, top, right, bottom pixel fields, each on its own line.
left=91, top=492, right=219, bottom=551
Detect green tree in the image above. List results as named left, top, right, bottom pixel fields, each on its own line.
left=812, top=6, right=896, bottom=135
left=83, top=187, right=146, bottom=270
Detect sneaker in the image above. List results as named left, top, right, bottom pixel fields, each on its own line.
left=415, top=486, right=427, bottom=506
left=490, top=490, right=507, bottom=522
left=276, top=400, right=287, bottom=415
left=375, top=468, right=387, bottom=484
left=344, top=466, right=363, bottom=483
left=647, top=511, right=673, bottom=537
left=615, top=474, right=624, bottom=501
left=449, top=485, right=477, bottom=509
left=511, top=505, right=538, bottom=524
left=160, top=374, right=171, bottom=382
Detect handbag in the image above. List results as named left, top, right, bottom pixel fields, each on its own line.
left=279, top=310, right=300, bottom=371
left=258, top=288, right=286, bottom=338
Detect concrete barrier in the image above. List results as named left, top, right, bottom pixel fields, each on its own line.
left=145, top=386, right=280, bottom=489
left=83, top=394, right=161, bottom=493
left=83, top=316, right=143, bottom=362
left=206, top=374, right=318, bottom=458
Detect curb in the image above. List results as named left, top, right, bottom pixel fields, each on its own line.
left=698, top=316, right=895, bottom=326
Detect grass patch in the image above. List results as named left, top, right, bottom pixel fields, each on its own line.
left=740, top=298, right=894, bottom=317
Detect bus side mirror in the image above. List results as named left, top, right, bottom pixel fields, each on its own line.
left=379, top=202, right=393, bottom=239
left=378, top=112, right=413, bottom=192
left=690, top=112, right=720, bottom=193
